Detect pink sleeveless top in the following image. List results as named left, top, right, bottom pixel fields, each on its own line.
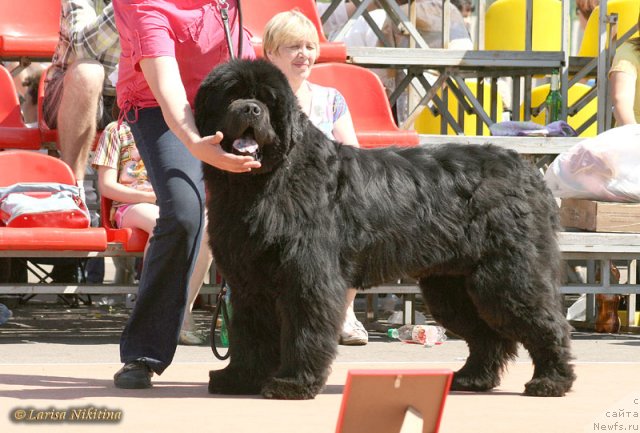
left=113, top=0, right=255, bottom=118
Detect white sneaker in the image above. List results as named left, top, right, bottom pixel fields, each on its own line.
left=179, top=330, right=205, bottom=345
left=339, top=318, right=368, bottom=346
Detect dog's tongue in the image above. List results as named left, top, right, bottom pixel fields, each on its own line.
left=232, top=138, right=259, bottom=156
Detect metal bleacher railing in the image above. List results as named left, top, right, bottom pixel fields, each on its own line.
left=320, top=0, right=638, bottom=137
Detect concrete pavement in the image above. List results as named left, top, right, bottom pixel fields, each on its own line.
left=1, top=302, right=639, bottom=433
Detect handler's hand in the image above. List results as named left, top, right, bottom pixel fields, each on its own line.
left=189, top=132, right=261, bottom=173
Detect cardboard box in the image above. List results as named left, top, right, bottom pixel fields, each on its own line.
left=560, top=199, right=640, bottom=233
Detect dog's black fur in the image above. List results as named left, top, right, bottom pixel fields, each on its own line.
left=195, top=59, right=575, bottom=400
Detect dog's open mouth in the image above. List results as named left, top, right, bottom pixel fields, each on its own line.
left=231, top=128, right=261, bottom=162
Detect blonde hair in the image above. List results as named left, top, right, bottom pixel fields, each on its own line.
left=262, top=10, right=320, bottom=59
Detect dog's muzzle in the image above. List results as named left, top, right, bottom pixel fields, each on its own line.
left=226, top=100, right=270, bottom=162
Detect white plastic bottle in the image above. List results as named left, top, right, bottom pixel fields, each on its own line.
left=387, top=324, right=447, bottom=347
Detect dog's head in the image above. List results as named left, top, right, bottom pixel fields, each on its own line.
left=195, top=59, right=303, bottom=174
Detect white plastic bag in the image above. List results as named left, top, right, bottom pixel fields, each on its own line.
left=544, top=124, right=640, bottom=202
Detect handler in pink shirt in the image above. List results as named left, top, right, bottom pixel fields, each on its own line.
left=111, top=0, right=258, bottom=389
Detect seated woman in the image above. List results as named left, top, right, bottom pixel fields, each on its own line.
left=609, top=14, right=640, bottom=126
left=262, top=10, right=368, bottom=346
left=92, top=121, right=212, bottom=345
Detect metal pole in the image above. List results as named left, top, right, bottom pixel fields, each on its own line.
left=596, top=0, right=609, bottom=134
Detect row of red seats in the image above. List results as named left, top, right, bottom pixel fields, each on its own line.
left=1, top=0, right=418, bottom=152
left=0, top=149, right=148, bottom=254
left=0, top=0, right=418, bottom=256
left=0, top=0, right=109, bottom=254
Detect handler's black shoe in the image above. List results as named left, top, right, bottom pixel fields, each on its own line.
left=114, top=360, right=153, bottom=389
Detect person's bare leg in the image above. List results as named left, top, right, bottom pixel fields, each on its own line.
left=182, top=228, right=213, bottom=332
left=345, top=288, right=357, bottom=316
left=57, top=60, right=105, bottom=180
left=340, top=288, right=368, bottom=345
left=113, top=256, right=136, bottom=285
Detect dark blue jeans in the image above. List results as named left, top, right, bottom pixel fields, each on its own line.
left=119, top=107, right=206, bottom=374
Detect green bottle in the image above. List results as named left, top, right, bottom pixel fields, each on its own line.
left=544, top=69, right=562, bottom=123
left=219, top=287, right=232, bottom=347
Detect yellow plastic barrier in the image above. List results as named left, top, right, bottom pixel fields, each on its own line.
left=578, top=0, right=640, bottom=58
left=415, top=80, right=504, bottom=136
left=485, top=0, right=562, bottom=51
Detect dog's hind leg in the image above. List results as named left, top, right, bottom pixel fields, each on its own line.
left=209, top=293, right=281, bottom=395
left=420, top=275, right=518, bottom=392
left=519, top=314, right=575, bottom=397
left=467, top=264, right=575, bottom=397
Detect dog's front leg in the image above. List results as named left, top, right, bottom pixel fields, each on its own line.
left=261, top=276, right=345, bottom=400
left=209, top=291, right=281, bottom=395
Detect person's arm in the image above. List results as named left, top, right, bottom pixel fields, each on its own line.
left=610, top=70, right=638, bottom=126
left=96, top=165, right=156, bottom=205
left=138, top=56, right=261, bottom=172
left=330, top=90, right=359, bottom=147
left=333, top=111, right=359, bottom=147
left=65, top=0, right=120, bottom=59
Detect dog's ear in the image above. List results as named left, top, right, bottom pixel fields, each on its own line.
left=270, top=90, right=303, bottom=154
left=266, top=64, right=305, bottom=150
left=288, top=110, right=305, bottom=147
left=195, top=67, right=229, bottom=136
left=194, top=77, right=213, bottom=135
left=194, top=98, right=206, bottom=135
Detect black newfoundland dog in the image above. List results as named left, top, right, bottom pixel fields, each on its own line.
left=195, top=59, right=575, bottom=400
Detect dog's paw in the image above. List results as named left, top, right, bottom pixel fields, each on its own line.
left=208, top=368, right=261, bottom=395
left=450, top=371, right=499, bottom=392
left=524, top=377, right=570, bottom=397
left=261, top=377, right=322, bottom=400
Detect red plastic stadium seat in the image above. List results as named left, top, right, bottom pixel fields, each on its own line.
left=0, top=0, right=60, bottom=61
left=0, top=65, right=41, bottom=150
left=0, top=150, right=74, bottom=186
left=309, top=63, right=419, bottom=148
left=37, top=67, right=58, bottom=146
left=242, top=0, right=347, bottom=64
left=100, top=196, right=148, bottom=253
left=0, top=227, right=106, bottom=252
left=0, top=151, right=107, bottom=252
